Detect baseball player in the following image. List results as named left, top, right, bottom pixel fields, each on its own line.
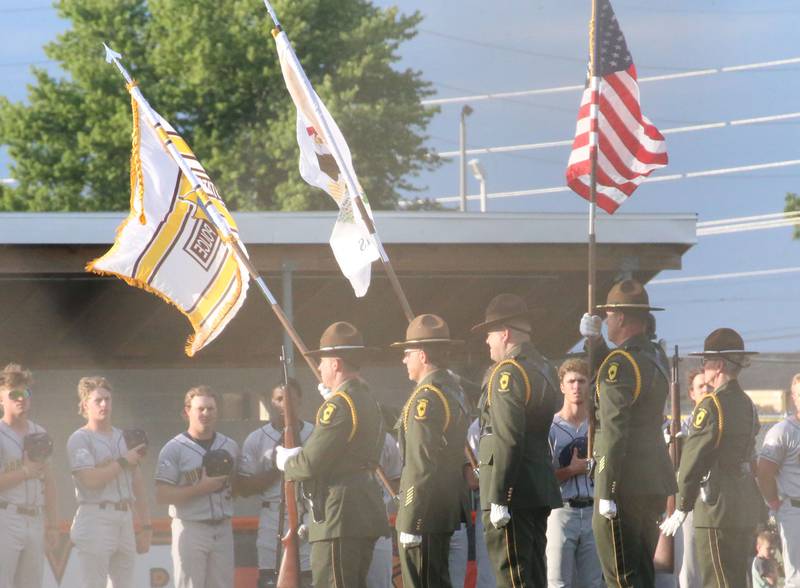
left=238, top=378, right=314, bottom=588
left=67, top=376, right=151, bottom=588
left=0, top=363, right=59, bottom=588
left=757, top=373, right=800, bottom=587
left=155, top=385, right=239, bottom=588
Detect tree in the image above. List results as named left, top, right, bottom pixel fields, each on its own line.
left=785, top=192, right=800, bottom=239
left=0, top=0, right=438, bottom=212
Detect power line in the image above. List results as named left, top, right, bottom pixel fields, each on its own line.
left=697, top=211, right=800, bottom=228
left=433, top=111, right=800, bottom=159
left=431, top=158, right=800, bottom=203
left=0, top=59, right=55, bottom=69
left=649, top=267, right=800, bottom=286
left=422, top=56, right=800, bottom=106
left=0, top=5, right=54, bottom=13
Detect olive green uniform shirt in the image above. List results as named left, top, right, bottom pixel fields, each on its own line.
left=478, top=341, right=562, bottom=510
left=593, top=334, right=677, bottom=500
left=395, top=369, right=470, bottom=534
left=284, top=378, right=389, bottom=542
left=677, top=379, right=763, bottom=529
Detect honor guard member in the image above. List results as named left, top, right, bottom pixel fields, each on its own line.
left=275, top=322, right=389, bottom=588
left=0, top=364, right=59, bottom=588
left=155, top=386, right=239, bottom=588
left=67, top=377, right=152, bottom=588
left=580, top=279, right=677, bottom=588
left=472, top=294, right=563, bottom=587
left=661, top=328, right=763, bottom=588
left=757, top=373, right=800, bottom=587
left=238, top=378, right=314, bottom=587
left=390, top=314, right=471, bottom=588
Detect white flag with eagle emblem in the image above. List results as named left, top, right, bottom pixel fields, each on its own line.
left=274, top=30, right=380, bottom=297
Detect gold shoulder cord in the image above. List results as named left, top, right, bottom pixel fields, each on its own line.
left=708, top=393, right=724, bottom=448
left=314, top=390, right=358, bottom=442
left=486, top=359, right=531, bottom=407
left=402, top=384, right=452, bottom=432
left=595, top=350, right=642, bottom=402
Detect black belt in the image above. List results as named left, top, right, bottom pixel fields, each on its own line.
left=567, top=497, right=594, bottom=508
left=261, top=501, right=272, bottom=508
left=82, top=501, right=130, bottom=511
left=197, top=518, right=229, bottom=526
left=790, top=498, right=800, bottom=508
left=0, top=501, right=40, bottom=516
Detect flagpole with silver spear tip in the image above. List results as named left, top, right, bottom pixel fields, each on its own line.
left=102, top=43, right=322, bottom=381
left=261, top=0, right=413, bottom=323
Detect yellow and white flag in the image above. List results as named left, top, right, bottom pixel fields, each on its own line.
left=274, top=30, right=380, bottom=297
left=88, top=99, right=249, bottom=356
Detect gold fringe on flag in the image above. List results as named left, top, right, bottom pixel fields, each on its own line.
left=126, top=80, right=146, bottom=225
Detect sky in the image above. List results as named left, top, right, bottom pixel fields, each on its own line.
left=1, top=0, right=800, bottom=353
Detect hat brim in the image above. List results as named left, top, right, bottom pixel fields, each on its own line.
left=389, top=338, right=465, bottom=349
left=687, top=350, right=759, bottom=357
left=470, top=310, right=538, bottom=334
left=595, top=303, right=665, bottom=312
left=303, top=345, right=377, bottom=358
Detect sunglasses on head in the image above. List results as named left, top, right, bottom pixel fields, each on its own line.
left=8, top=389, right=31, bottom=401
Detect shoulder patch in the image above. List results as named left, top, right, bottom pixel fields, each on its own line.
left=319, top=401, right=337, bottom=425
left=498, top=371, right=512, bottom=392
left=414, top=398, right=429, bottom=420
left=693, top=407, right=708, bottom=429
left=606, top=363, right=619, bottom=383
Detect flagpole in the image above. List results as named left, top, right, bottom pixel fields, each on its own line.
left=103, top=44, right=321, bottom=382
left=586, top=0, right=600, bottom=459
left=262, top=1, right=414, bottom=323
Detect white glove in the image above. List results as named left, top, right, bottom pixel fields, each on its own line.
left=297, top=523, right=309, bottom=541
left=275, top=445, right=302, bottom=471
left=399, top=532, right=422, bottom=547
left=579, top=313, right=603, bottom=338
left=599, top=499, right=617, bottom=520
left=659, top=509, right=687, bottom=536
left=490, top=503, right=511, bottom=529
left=318, top=383, right=333, bottom=400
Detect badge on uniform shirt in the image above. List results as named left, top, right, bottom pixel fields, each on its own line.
left=606, top=363, right=619, bottom=382
left=693, top=408, right=708, bottom=429
left=498, top=372, right=511, bottom=392
left=320, top=402, right=337, bottom=425
left=415, top=398, right=429, bottom=420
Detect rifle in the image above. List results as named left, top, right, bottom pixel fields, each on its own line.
left=654, top=345, right=681, bottom=573
left=277, top=346, right=301, bottom=588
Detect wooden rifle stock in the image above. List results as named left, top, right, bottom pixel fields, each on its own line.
left=277, top=348, right=301, bottom=588
left=654, top=345, right=681, bottom=573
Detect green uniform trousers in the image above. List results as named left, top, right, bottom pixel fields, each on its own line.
left=482, top=507, right=550, bottom=588
left=310, top=537, right=377, bottom=588
left=695, top=527, right=752, bottom=588
left=592, top=494, right=664, bottom=588
left=398, top=532, right=454, bottom=588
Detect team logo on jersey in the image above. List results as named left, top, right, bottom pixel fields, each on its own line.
left=606, top=363, right=619, bottom=382
left=415, top=398, right=429, bottom=420
left=498, top=372, right=511, bottom=392
left=320, top=402, right=337, bottom=425
left=693, top=408, right=708, bottom=429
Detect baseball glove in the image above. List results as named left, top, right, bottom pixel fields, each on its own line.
left=24, top=432, right=54, bottom=462
left=203, top=448, right=234, bottom=477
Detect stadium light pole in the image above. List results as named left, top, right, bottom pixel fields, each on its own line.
left=468, top=158, right=487, bottom=212
left=459, top=104, right=473, bottom=211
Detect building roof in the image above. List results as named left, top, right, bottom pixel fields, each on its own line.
left=0, top=211, right=695, bottom=368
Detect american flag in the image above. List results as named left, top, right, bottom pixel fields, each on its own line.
left=566, top=0, right=667, bottom=214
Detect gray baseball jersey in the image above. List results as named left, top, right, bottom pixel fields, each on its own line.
left=0, top=420, right=47, bottom=507
left=760, top=416, right=800, bottom=499
left=378, top=432, right=402, bottom=506
left=155, top=432, right=239, bottom=521
left=548, top=415, right=593, bottom=501
left=239, top=421, right=314, bottom=502
left=67, top=426, right=134, bottom=504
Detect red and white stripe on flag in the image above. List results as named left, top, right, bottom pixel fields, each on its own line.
left=566, top=65, right=667, bottom=214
